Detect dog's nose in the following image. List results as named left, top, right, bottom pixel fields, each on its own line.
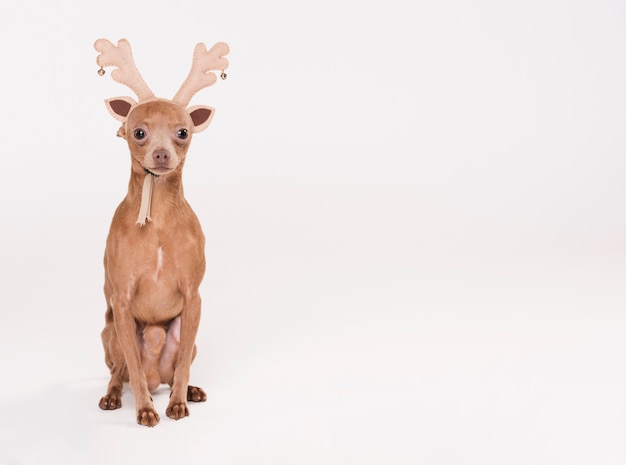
left=152, top=150, right=170, bottom=165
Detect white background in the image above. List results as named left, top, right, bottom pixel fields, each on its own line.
left=1, top=0, right=626, bottom=463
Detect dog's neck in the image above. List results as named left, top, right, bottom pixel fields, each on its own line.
left=127, top=165, right=185, bottom=226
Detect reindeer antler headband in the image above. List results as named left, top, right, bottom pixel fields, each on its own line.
left=94, top=38, right=229, bottom=106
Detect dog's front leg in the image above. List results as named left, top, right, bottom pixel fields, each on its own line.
left=111, top=293, right=160, bottom=427
left=166, top=290, right=201, bottom=420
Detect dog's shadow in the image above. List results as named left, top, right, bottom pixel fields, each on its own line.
left=0, top=377, right=207, bottom=464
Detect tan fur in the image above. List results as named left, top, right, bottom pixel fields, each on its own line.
left=98, top=99, right=208, bottom=426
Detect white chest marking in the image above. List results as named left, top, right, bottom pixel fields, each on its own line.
left=154, top=246, right=163, bottom=281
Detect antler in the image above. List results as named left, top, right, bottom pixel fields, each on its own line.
left=173, top=42, right=229, bottom=107
left=94, top=38, right=155, bottom=101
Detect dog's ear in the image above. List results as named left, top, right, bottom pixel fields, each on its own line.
left=188, top=105, right=215, bottom=133
left=105, top=96, right=137, bottom=122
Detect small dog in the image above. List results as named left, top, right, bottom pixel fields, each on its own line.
left=94, top=38, right=229, bottom=426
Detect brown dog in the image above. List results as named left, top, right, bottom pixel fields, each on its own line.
left=94, top=39, right=229, bottom=426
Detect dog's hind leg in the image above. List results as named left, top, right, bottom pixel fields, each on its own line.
left=159, top=316, right=207, bottom=405
left=184, top=344, right=206, bottom=403
left=158, top=316, right=180, bottom=387
left=141, top=324, right=166, bottom=392
left=186, top=382, right=207, bottom=402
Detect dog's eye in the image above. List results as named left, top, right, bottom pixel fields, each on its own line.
left=134, top=129, right=146, bottom=140
left=177, top=129, right=189, bottom=140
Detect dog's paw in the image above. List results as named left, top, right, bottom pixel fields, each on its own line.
left=166, top=401, right=190, bottom=420
left=187, top=385, right=207, bottom=402
left=99, top=394, right=122, bottom=410
left=137, top=407, right=160, bottom=427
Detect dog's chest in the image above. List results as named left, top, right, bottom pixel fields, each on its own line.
left=140, top=242, right=180, bottom=285
left=130, top=243, right=185, bottom=322
left=133, top=229, right=203, bottom=283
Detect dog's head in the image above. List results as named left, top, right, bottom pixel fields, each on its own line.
left=106, top=97, right=213, bottom=176
left=95, top=38, right=228, bottom=176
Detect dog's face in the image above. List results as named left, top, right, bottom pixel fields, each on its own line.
left=118, top=100, right=194, bottom=176
left=104, top=97, right=215, bottom=176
